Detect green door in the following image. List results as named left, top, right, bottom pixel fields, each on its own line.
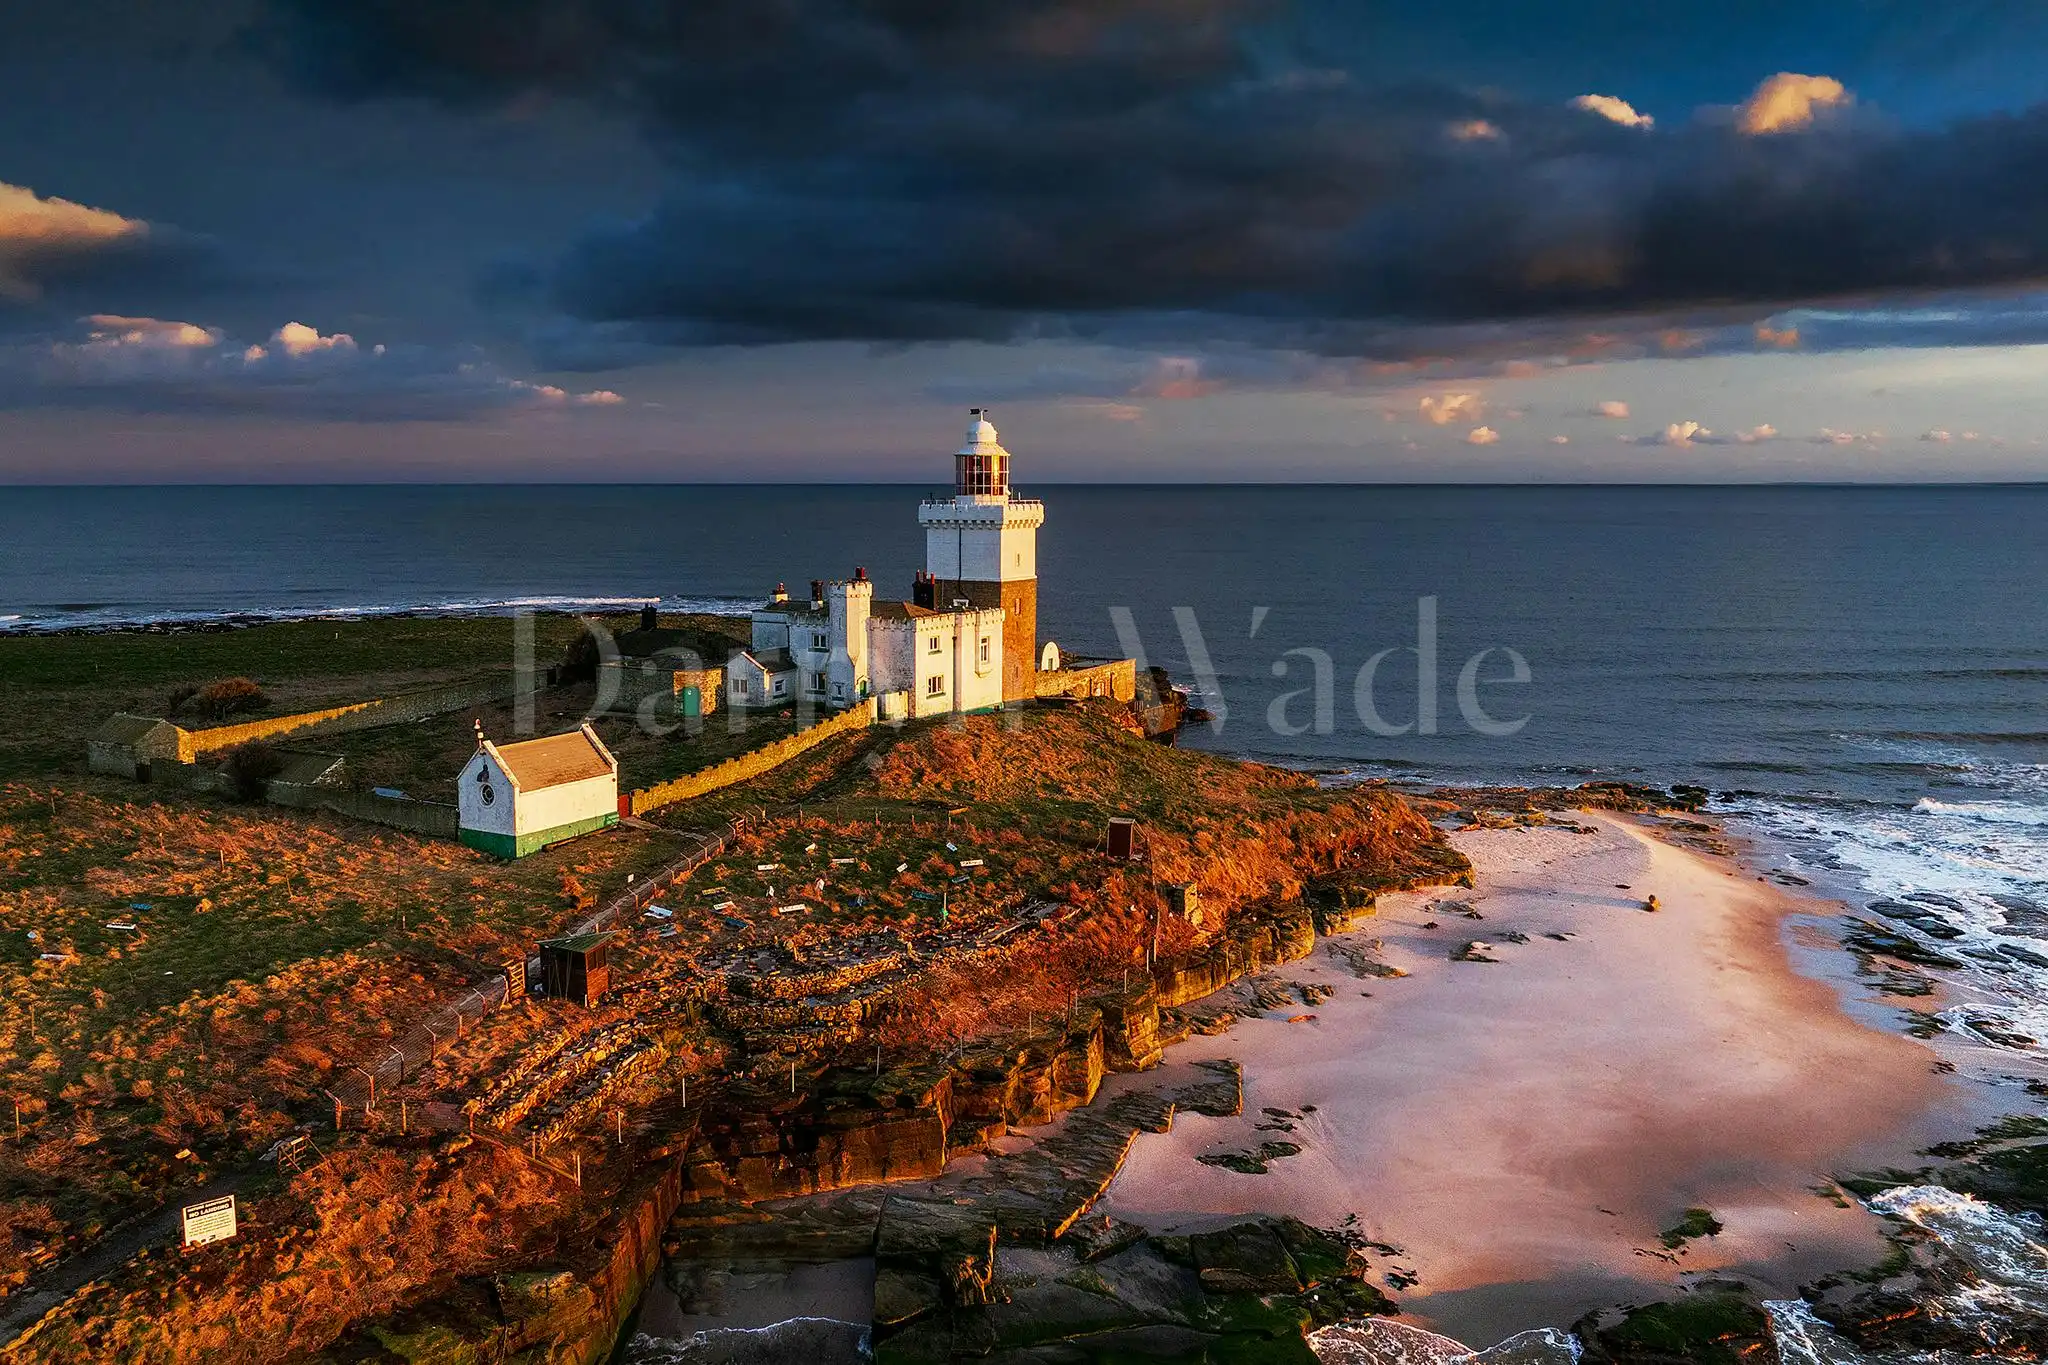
left=681, top=686, right=701, bottom=718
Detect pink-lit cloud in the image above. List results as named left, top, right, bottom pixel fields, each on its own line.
left=1571, top=94, right=1653, bottom=129
left=1737, top=73, right=1853, bottom=135
left=1422, top=392, right=1485, bottom=425
left=0, top=181, right=149, bottom=301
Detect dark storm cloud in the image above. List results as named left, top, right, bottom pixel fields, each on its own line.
left=255, top=0, right=2048, bottom=352
left=0, top=179, right=237, bottom=321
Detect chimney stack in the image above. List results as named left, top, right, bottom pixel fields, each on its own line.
left=810, top=579, right=825, bottom=605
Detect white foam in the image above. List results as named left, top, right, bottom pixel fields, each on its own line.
left=1311, top=1322, right=1581, bottom=1365
left=0, top=593, right=757, bottom=634
left=1761, top=1300, right=1878, bottom=1365
left=1914, top=798, right=2048, bottom=827
left=1868, top=1186, right=2048, bottom=1293
left=624, top=1316, right=870, bottom=1364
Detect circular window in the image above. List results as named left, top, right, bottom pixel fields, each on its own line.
left=480, top=784, right=495, bottom=806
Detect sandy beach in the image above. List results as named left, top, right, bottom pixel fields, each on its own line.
left=1097, top=812, right=1992, bottom=1346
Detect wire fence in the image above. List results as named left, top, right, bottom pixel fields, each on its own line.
left=325, top=974, right=508, bottom=1118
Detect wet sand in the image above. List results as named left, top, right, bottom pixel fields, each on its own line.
left=1098, top=813, right=1987, bottom=1345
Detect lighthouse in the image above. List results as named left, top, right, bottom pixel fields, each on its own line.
left=916, top=410, right=1046, bottom=703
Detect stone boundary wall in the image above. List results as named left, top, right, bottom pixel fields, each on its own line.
left=269, top=781, right=462, bottom=838
left=1035, top=658, right=1137, bottom=703
left=177, top=674, right=535, bottom=759
left=625, top=695, right=890, bottom=815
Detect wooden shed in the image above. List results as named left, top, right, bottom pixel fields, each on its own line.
left=538, top=932, right=612, bottom=1007
left=1107, top=816, right=1139, bottom=860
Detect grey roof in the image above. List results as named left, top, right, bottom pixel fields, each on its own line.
left=271, top=750, right=346, bottom=786
left=91, top=713, right=175, bottom=745
left=542, top=932, right=613, bottom=954
left=755, top=599, right=824, bottom=615
left=744, top=648, right=797, bottom=673
left=869, top=601, right=937, bottom=622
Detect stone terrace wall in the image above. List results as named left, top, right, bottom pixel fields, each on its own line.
left=625, top=696, right=888, bottom=815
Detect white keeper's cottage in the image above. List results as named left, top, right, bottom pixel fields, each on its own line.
left=458, top=722, right=620, bottom=858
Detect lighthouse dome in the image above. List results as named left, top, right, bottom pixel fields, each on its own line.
left=958, top=408, right=1009, bottom=459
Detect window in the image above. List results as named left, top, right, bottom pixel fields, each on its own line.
left=812, top=631, right=827, bottom=650
left=832, top=680, right=845, bottom=698
left=927, top=635, right=942, bottom=654
left=926, top=674, right=946, bottom=697
left=734, top=678, right=749, bottom=698
left=978, top=637, right=991, bottom=665
left=772, top=676, right=787, bottom=695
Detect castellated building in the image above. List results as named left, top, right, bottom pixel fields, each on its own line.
left=732, top=411, right=1052, bottom=719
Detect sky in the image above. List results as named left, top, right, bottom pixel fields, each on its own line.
left=8, top=0, right=2048, bottom=482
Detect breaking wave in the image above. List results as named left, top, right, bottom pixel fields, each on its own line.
left=624, top=1316, right=871, bottom=1363
left=1311, top=1322, right=1581, bottom=1365
left=0, top=593, right=757, bottom=634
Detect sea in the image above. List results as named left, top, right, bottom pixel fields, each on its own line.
left=6, top=482, right=2047, bottom=1362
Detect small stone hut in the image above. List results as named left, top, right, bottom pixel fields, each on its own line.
left=86, top=714, right=183, bottom=779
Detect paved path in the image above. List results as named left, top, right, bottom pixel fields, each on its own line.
left=0, top=1165, right=257, bottom=1350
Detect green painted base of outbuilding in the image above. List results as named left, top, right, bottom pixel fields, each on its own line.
left=460, top=812, right=619, bottom=859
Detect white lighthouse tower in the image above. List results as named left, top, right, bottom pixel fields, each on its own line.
left=916, top=409, right=1046, bottom=703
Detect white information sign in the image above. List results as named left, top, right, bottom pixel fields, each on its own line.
left=181, top=1194, right=237, bottom=1247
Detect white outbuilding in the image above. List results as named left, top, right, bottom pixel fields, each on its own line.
left=458, top=722, right=619, bottom=858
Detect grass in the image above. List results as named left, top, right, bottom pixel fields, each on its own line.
left=0, top=615, right=593, bottom=784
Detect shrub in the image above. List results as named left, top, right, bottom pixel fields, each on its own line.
left=164, top=684, right=199, bottom=715
left=221, top=741, right=286, bottom=800
left=195, top=677, right=268, bottom=721
left=560, top=629, right=603, bottom=683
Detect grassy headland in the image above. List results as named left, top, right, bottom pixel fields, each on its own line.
left=0, top=614, right=1466, bottom=1364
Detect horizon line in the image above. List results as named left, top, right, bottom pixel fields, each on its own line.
left=9, top=478, right=2048, bottom=491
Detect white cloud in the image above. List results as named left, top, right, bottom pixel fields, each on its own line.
left=14, top=315, right=628, bottom=419
left=1465, top=425, right=1500, bottom=445
left=1571, top=94, right=1653, bottom=130
left=1815, top=427, right=1860, bottom=445
left=1737, top=73, right=1853, bottom=135
left=0, top=181, right=148, bottom=300
left=1658, top=420, right=1708, bottom=447
left=1921, top=429, right=1953, bottom=443
left=1592, top=399, right=1630, bottom=419
left=1736, top=424, right=1778, bottom=444
left=80, top=315, right=219, bottom=350
left=273, top=321, right=357, bottom=358
left=1549, top=435, right=1570, bottom=445
left=1421, top=392, right=1484, bottom=425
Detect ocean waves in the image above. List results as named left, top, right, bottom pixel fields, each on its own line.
left=0, top=593, right=759, bottom=634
